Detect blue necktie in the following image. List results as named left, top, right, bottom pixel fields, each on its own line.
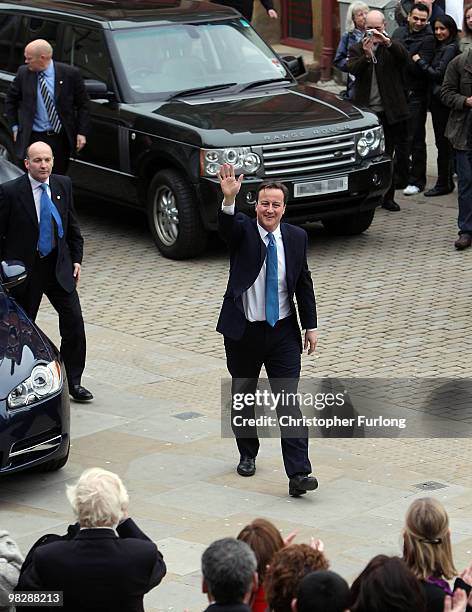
left=38, top=183, right=64, bottom=257
left=265, top=232, right=279, bottom=327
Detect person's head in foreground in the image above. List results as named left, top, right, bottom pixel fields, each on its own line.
left=403, top=497, right=456, bottom=581
left=292, top=570, right=350, bottom=612
left=237, top=518, right=284, bottom=585
left=264, top=543, right=329, bottom=612
left=350, top=554, right=427, bottom=612
left=66, top=467, right=129, bottom=529
left=201, top=537, right=258, bottom=605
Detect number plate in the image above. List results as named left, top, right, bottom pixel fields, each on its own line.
left=293, top=177, right=348, bottom=197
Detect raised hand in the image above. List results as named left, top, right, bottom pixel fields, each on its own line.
left=218, top=163, right=244, bottom=205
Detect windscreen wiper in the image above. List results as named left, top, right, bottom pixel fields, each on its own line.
left=236, top=78, right=293, bottom=93
left=169, top=83, right=237, bottom=99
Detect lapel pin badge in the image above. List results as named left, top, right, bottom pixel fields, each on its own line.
left=57, top=195, right=61, bottom=200
left=59, top=80, right=63, bottom=85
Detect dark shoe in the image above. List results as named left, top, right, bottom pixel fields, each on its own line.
left=424, top=186, right=453, bottom=197
left=381, top=200, right=401, bottom=212
left=289, top=474, right=319, bottom=497
left=237, top=456, right=256, bottom=477
left=69, top=384, right=94, bottom=402
left=454, top=234, right=472, bottom=250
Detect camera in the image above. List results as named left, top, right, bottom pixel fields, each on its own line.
left=365, top=29, right=375, bottom=38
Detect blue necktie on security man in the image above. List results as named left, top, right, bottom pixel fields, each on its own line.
left=38, top=183, right=64, bottom=257
left=265, top=232, right=279, bottom=326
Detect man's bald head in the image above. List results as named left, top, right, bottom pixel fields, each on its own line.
left=365, top=9, right=386, bottom=30
left=24, top=141, right=54, bottom=182
left=24, top=39, right=53, bottom=72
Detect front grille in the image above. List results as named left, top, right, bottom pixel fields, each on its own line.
left=261, top=133, right=357, bottom=176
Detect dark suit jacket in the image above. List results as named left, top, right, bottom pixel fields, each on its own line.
left=216, top=209, right=317, bottom=341
left=0, top=173, right=83, bottom=292
left=17, top=519, right=166, bottom=612
left=5, top=61, right=90, bottom=158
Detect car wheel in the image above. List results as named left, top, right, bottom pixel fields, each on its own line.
left=0, top=131, right=15, bottom=162
left=37, top=444, right=70, bottom=472
left=322, top=209, right=375, bottom=236
left=147, top=169, right=207, bottom=259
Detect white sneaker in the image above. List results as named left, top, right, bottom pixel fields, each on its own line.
left=403, top=185, right=420, bottom=196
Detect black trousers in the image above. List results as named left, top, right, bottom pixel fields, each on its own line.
left=430, top=96, right=453, bottom=191
left=224, top=316, right=312, bottom=479
left=403, top=93, right=428, bottom=189
left=29, top=130, right=71, bottom=175
left=377, top=113, right=409, bottom=202
left=11, top=251, right=86, bottom=387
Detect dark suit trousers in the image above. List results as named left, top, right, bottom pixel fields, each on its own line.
left=377, top=113, right=409, bottom=202
left=405, top=93, right=428, bottom=189
left=30, top=131, right=71, bottom=175
left=11, top=250, right=86, bottom=387
left=224, top=315, right=312, bottom=478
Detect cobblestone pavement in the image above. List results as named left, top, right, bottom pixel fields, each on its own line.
left=1, top=128, right=472, bottom=611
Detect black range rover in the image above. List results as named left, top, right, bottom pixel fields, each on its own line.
left=0, top=0, right=392, bottom=259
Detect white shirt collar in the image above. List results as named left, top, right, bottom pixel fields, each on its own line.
left=257, top=221, right=282, bottom=241
left=28, top=174, right=50, bottom=190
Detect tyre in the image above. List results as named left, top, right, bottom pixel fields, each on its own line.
left=0, top=130, right=15, bottom=162
left=322, top=209, right=375, bottom=236
left=36, top=444, right=70, bottom=472
left=147, top=169, right=207, bottom=259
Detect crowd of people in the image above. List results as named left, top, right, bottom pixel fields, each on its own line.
left=0, top=468, right=471, bottom=611
left=335, top=0, right=472, bottom=249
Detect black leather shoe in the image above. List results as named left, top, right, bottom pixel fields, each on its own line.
left=289, top=474, right=319, bottom=497
left=454, top=234, right=472, bottom=250
left=69, top=385, right=94, bottom=402
left=237, top=456, right=256, bottom=477
left=424, top=186, right=454, bottom=197
left=382, top=200, right=401, bottom=211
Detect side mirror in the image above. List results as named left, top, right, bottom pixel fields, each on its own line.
left=1, top=260, right=27, bottom=289
left=84, top=79, right=111, bottom=100
left=280, top=55, right=307, bottom=79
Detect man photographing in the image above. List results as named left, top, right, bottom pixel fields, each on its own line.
left=216, top=163, right=318, bottom=497
left=347, top=10, right=410, bottom=212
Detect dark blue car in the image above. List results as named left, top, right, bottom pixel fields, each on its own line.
left=0, top=160, right=70, bottom=474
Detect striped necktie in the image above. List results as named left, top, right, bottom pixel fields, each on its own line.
left=265, top=232, right=279, bottom=327
left=38, top=71, right=62, bottom=134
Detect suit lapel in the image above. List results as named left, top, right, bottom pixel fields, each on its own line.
left=19, top=174, right=38, bottom=229
left=49, top=176, right=65, bottom=219
left=280, top=223, right=294, bottom=294
left=54, top=62, right=63, bottom=102
left=251, top=218, right=266, bottom=273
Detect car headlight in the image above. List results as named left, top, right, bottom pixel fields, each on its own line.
left=357, top=126, right=385, bottom=158
left=200, top=147, right=261, bottom=177
left=8, top=360, right=62, bottom=409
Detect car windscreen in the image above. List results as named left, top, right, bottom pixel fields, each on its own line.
left=111, top=19, right=290, bottom=102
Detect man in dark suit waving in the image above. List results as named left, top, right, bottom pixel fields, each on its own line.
left=0, top=141, right=92, bottom=401
left=217, top=163, right=318, bottom=497
left=5, top=38, right=89, bottom=174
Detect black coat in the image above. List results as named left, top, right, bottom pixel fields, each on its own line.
left=204, top=604, right=252, bottom=612
left=347, top=41, right=410, bottom=125
left=0, top=173, right=83, bottom=293
left=216, top=209, right=317, bottom=341
left=415, top=40, right=459, bottom=100
left=421, top=577, right=472, bottom=612
left=16, top=519, right=166, bottom=612
left=391, top=25, right=435, bottom=94
left=211, top=0, right=274, bottom=20
left=5, top=61, right=90, bottom=159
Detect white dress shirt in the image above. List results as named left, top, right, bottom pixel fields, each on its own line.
left=222, top=203, right=291, bottom=323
